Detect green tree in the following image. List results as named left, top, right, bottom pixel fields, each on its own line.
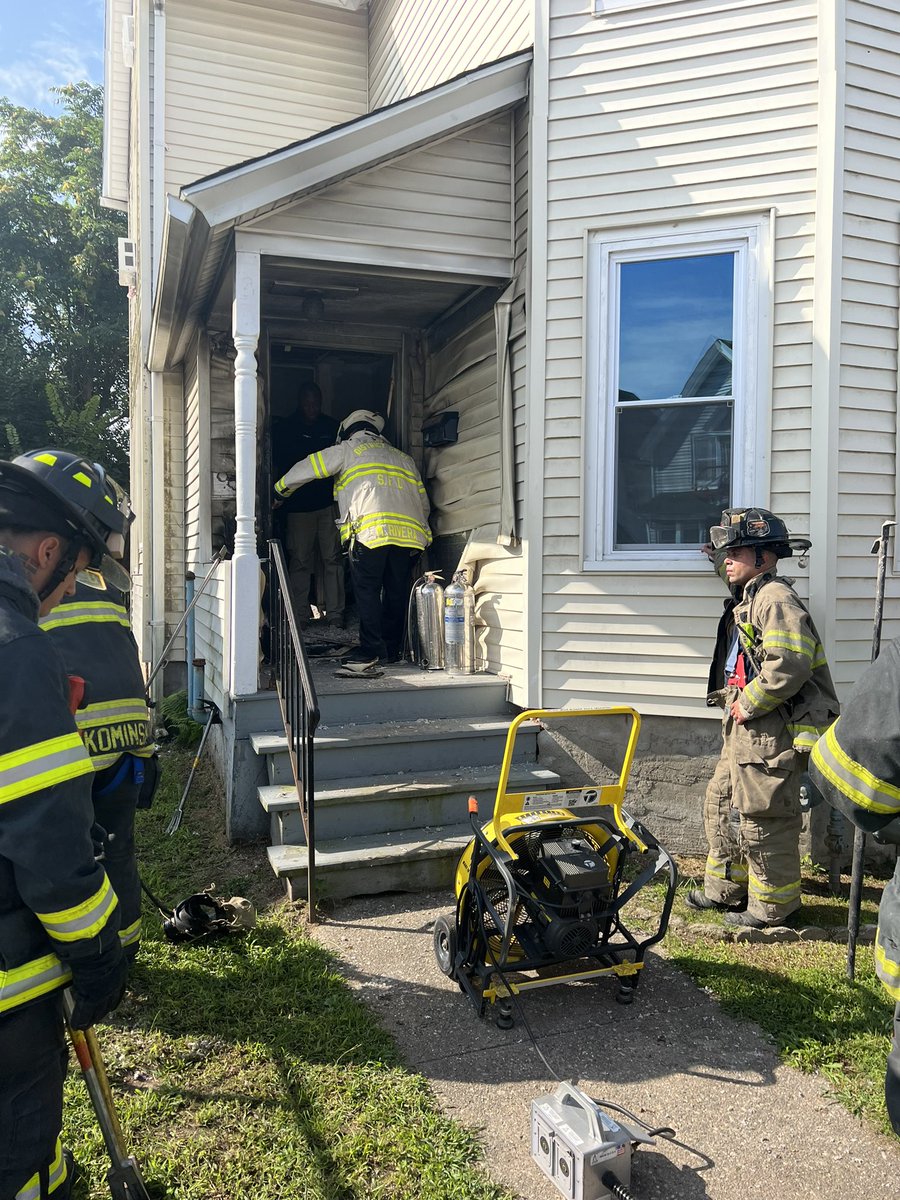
left=0, top=82, right=128, bottom=479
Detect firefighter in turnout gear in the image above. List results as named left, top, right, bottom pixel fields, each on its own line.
left=274, top=410, right=431, bottom=671
left=687, top=508, right=839, bottom=928
left=809, top=642, right=900, bottom=1135
left=41, top=573, right=155, bottom=966
left=0, top=449, right=129, bottom=1200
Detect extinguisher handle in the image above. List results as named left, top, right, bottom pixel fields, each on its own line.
left=67, top=675, right=87, bottom=716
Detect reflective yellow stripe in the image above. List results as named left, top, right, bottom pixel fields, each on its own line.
left=310, top=451, right=330, bottom=480
left=73, top=471, right=93, bottom=488
left=15, top=1135, right=68, bottom=1200
left=335, top=462, right=421, bottom=492
left=0, top=733, right=93, bottom=805
left=742, top=677, right=779, bottom=714
left=0, top=952, right=71, bottom=1015
left=760, top=632, right=815, bottom=660
left=705, top=856, right=748, bottom=883
left=40, top=600, right=130, bottom=631
left=748, top=872, right=801, bottom=904
left=33, top=452, right=57, bottom=467
left=787, top=723, right=828, bottom=751
left=811, top=722, right=900, bottom=816
left=875, top=930, right=900, bottom=1000
left=274, top=476, right=290, bottom=496
left=119, top=917, right=142, bottom=948
left=37, top=873, right=117, bottom=942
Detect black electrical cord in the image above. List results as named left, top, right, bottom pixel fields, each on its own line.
left=139, top=874, right=173, bottom=920
left=474, top=886, right=678, bottom=1146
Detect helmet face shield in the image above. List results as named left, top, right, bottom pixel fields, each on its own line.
left=709, top=524, right=739, bottom=550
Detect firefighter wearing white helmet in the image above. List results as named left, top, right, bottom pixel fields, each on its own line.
left=274, top=410, right=431, bottom=671
left=687, top=507, right=839, bottom=928
left=0, top=448, right=129, bottom=1200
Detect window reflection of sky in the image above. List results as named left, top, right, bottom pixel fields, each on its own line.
left=618, top=253, right=734, bottom=401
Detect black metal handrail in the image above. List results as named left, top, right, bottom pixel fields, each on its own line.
left=268, top=539, right=321, bottom=916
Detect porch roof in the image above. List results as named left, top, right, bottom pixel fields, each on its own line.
left=148, top=51, right=531, bottom=372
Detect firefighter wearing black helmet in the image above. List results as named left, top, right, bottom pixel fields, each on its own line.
left=0, top=449, right=129, bottom=1200
left=687, top=507, right=839, bottom=928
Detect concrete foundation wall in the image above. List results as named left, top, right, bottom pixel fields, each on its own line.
left=208, top=700, right=269, bottom=843
left=533, top=711, right=876, bottom=874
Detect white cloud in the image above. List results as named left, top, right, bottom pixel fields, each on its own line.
left=0, top=23, right=102, bottom=111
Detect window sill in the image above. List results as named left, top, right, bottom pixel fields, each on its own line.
left=582, top=555, right=714, bottom=573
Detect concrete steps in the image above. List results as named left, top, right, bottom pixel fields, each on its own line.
left=260, top=763, right=561, bottom=845
left=250, top=716, right=538, bottom=784
left=254, top=665, right=550, bottom=901
left=267, top=824, right=475, bottom=902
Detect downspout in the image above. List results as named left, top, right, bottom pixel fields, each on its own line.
left=148, top=0, right=167, bottom=697
left=523, top=0, right=549, bottom=707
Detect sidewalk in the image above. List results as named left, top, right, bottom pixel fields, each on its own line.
left=311, top=890, right=900, bottom=1200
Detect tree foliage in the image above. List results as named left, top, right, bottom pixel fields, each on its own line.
left=0, top=82, right=129, bottom=479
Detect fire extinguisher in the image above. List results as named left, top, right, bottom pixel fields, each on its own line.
left=409, top=572, right=445, bottom=670
left=444, top=569, right=475, bottom=676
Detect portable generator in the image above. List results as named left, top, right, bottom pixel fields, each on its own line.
left=433, top=708, right=678, bottom=1024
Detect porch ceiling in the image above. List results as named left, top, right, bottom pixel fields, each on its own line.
left=205, top=258, right=494, bottom=333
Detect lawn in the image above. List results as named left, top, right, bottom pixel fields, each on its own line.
left=63, top=747, right=511, bottom=1200
left=62, top=744, right=898, bottom=1197
left=657, top=866, right=896, bottom=1135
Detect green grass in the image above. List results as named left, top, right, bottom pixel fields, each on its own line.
left=656, top=861, right=896, bottom=1135
left=63, top=748, right=510, bottom=1200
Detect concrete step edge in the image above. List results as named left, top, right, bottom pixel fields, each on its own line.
left=267, top=823, right=473, bottom=875
left=251, top=716, right=538, bottom=757
left=258, top=766, right=561, bottom=813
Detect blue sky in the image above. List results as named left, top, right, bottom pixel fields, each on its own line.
left=0, top=0, right=104, bottom=112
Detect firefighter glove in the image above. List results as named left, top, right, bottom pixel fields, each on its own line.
left=67, top=941, right=128, bottom=1029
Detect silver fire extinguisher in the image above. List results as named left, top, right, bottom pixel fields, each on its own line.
left=412, top=573, right=444, bottom=669
left=444, top=569, right=475, bottom=676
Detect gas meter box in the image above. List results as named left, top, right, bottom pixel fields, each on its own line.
left=531, top=1083, right=634, bottom=1200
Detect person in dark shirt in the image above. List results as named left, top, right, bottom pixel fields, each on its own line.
left=274, top=383, right=344, bottom=625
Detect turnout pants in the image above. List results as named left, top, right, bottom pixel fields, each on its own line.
left=703, top=705, right=803, bottom=923
left=285, top=507, right=345, bottom=622
left=93, top=759, right=142, bottom=961
left=888, top=1003, right=900, bottom=1137
left=0, top=995, right=70, bottom=1200
left=348, top=543, right=416, bottom=660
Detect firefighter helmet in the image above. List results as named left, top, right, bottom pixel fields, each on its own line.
left=709, top=507, right=810, bottom=560
left=337, top=409, right=385, bottom=441
left=0, top=449, right=132, bottom=590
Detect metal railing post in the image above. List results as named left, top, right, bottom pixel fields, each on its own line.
left=267, top=540, right=321, bottom=918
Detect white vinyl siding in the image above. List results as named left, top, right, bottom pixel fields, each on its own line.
left=102, top=0, right=132, bottom=208
left=163, top=369, right=186, bottom=659
left=540, top=0, right=818, bottom=716
left=164, top=0, right=368, bottom=193
left=368, top=0, right=532, bottom=111
left=184, top=333, right=213, bottom=570
left=425, top=314, right=499, bottom=537
left=194, top=560, right=230, bottom=711
left=835, top=0, right=900, bottom=689
left=242, top=117, right=513, bottom=279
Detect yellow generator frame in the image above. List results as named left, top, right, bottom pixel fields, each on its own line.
left=434, top=708, right=678, bottom=1025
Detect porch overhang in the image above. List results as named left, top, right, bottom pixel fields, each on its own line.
left=147, top=50, right=531, bottom=372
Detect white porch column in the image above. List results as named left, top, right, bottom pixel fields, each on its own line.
left=230, top=250, right=261, bottom=696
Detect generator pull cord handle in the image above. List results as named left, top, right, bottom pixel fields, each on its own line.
left=63, top=990, right=152, bottom=1200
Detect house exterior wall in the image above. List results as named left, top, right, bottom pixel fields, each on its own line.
left=835, top=0, right=900, bottom=688
left=164, top=0, right=368, bottom=193
left=241, top=116, right=514, bottom=280
left=368, top=0, right=532, bottom=111
left=102, top=0, right=131, bottom=208
left=536, top=0, right=821, bottom=718
left=163, top=368, right=186, bottom=661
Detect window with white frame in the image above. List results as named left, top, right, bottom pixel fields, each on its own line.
left=584, top=220, right=768, bottom=566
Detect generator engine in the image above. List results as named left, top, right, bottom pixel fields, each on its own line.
left=521, top=834, right=613, bottom=959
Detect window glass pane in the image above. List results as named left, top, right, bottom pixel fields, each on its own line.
left=615, top=401, right=731, bottom=548
left=618, top=253, right=734, bottom=402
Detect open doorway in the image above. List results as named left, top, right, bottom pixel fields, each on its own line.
left=265, top=342, right=397, bottom=629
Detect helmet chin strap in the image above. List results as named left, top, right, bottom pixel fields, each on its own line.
left=754, top=546, right=766, bottom=570
left=38, top=538, right=82, bottom=603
